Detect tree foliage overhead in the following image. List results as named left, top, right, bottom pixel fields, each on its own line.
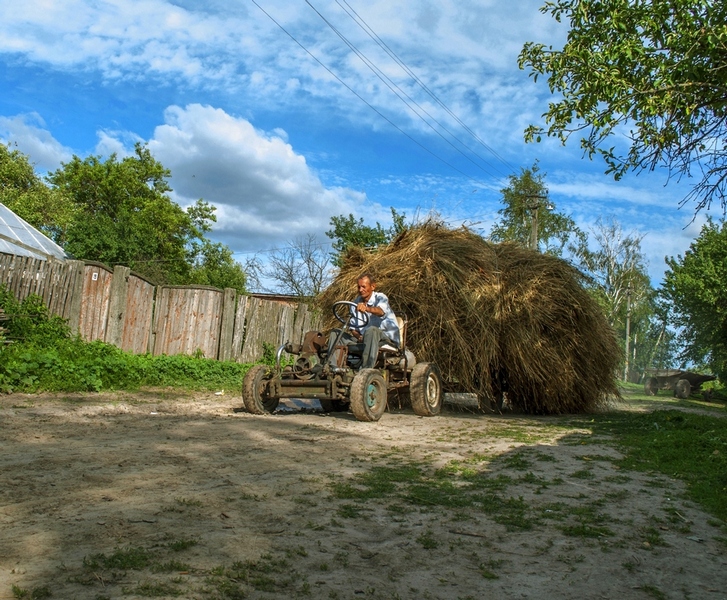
left=661, top=219, right=727, bottom=380
left=519, top=0, right=727, bottom=211
left=489, top=163, right=585, bottom=256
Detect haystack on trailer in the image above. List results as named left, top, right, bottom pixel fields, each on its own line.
left=643, top=369, right=716, bottom=399
left=319, top=223, right=622, bottom=415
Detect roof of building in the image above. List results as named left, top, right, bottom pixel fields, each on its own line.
left=0, top=203, right=69, bottom=261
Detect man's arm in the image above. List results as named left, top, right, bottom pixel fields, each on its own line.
left=356, top=302, right=384, bottom=317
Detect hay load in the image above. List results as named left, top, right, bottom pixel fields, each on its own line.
left=318, top=222, right=621, bottom=414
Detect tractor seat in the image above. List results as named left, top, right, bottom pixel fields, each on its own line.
left=380, top=316, right=406, bottom=355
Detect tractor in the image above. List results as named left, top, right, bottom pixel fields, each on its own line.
left=242, top=301, right=442, bottom=422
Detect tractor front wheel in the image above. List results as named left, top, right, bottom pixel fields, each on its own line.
left=350, top=369, right=387, bottom=422
left=242, top=365, right=280, bottom=414
left=410, top=362, right=442, bottom=417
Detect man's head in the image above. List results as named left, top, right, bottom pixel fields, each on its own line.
left=357, top=273, right=376, bottom=301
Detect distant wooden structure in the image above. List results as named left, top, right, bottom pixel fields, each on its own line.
left=0, top=252, right=319, bottom=362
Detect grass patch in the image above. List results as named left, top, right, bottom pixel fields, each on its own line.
left=11, top=586, right=51, bottom=600
left=561, top=524, right=615, bottom=538
left=331, top=465, right=424, bottom=500
left=587, top=410, right=727, bottom=521
left=416, top=530, right=439, bottom=549
left=151, top=560, right=191, bottom=573
left=330, top=461, right=537, bottom=530
left=126, top=581, right=182, bottom=597
left=174, top=497, right=203, bottom=508
left=167, top=538, right=198, bottom=552
left=83, top=546, right=151, bottom=570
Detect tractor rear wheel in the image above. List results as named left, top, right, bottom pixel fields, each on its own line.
left=242, top=365, right=279, bottom=414
left=410, top=362, right=442, bottom=417
left=674, top=378, right=691, bottom=399
left=350, top=369, right=387, bottom=422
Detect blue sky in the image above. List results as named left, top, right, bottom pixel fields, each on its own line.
left=0, top=0, right=720, bottom=289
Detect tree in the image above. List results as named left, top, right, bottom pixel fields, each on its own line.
left=261, top=234, right=333, bottom=298
left=46, top=144, right=246, bottom=291
left=187, top=240, right=247, bottom=293
left=489, top=163, right=585, bottom=255
left=519, top=0, right=727, bottom=211
left=575, top=217, right=661, bottom=377
left=326, top=208, right=406, bottom=266
left=576, top=217, right=650, bottom=327
left=661, top=219, right=727, bottom=380
left=0, top=143, right=75, bottom=243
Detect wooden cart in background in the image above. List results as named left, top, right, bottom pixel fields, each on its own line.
left=643, top=369, right=716, bottom=399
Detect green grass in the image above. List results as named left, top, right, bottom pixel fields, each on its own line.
left=167, top=538, right=198, bottom=552
left=11, top=586, right=51, bottom=600
left=331, top=461, right=537, bottom=530
left=0, top=288, right=252, bottom=393
left=83, top=546, right=151, bottom=570
left=587, top=409, right=727, bottom=521
left=126, top=581, right=182, bottom=597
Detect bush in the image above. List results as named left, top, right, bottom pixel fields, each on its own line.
left=0, top=286, right=250, bottom=393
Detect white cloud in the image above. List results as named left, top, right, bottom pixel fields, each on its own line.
left=0, top=0, right=561, bottom=153
left=140, top=103, right=365, bottom=252
left=95, top=129, right=144, bottom=158
left=0, top=113, right=73, bottom=171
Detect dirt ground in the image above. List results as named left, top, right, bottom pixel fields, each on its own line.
left=1, top=390, right=726, bottom=600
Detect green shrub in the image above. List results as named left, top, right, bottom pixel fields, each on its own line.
left=0, top=286, right=250, bottom=393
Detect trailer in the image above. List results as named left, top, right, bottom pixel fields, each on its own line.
left=643, top=369, right=716, bottom=399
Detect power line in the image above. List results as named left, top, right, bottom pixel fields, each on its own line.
left=250, top=0, right=492, bottom=187
left=305, top=0, right=506, bottom=180
left=336, top=0, right=517, bottom=174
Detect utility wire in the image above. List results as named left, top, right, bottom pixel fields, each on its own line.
left=337, top=0, right=516, bottom=174
left=250, top=0, right=490, bottom=186
left=305, top=0, right=504, bottom=179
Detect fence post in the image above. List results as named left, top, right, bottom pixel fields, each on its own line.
left=66, top=260, right=85, bottom=335
left=218, top=288, right=237, bottom=361
left=231, top=295, right=249, bottom=363
left=106, top=265, right=130, bottom=348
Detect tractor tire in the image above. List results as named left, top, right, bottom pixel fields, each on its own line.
left=242, top=365, right=279, bottom=414
left=350, top=369, right=387, bottom=422
left=674, top=378, right=691, bottom=399
left=644, top=377, right=659, bottom=396
left=410, top=362, right=442, bottom=417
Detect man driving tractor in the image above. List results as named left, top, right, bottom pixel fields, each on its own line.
left=327, top=273, right=400, bottom=369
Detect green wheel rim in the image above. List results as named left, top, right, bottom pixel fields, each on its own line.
left=366, top=382, right=378, bottom=407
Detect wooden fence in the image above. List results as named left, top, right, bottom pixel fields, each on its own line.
left=0, top=253, right=320, bottom=362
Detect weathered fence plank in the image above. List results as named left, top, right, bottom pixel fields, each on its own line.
left=218, top=288, right=237, bottom=362
left=152, top=286, right=223, bottom=358
left=231, top=295, right=249, bottom=363
left=121, top=273, right=155, bottom=354
left=79, top=263, right=113, bottom=342
left=66, top=260, right=85, bottom=333
left=106, top=266, right=130, bottom=348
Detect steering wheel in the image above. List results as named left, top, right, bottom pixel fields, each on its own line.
left=332, top=300, right=369, bottom=328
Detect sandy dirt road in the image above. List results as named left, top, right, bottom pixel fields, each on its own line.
left=1, top=391, right=725, bottom=600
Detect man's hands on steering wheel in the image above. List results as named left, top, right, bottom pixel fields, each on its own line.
left=332, top=300, right=369, bottom=339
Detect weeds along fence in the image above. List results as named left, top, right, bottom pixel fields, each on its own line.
left=0, top=253, right=320, bottom=362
